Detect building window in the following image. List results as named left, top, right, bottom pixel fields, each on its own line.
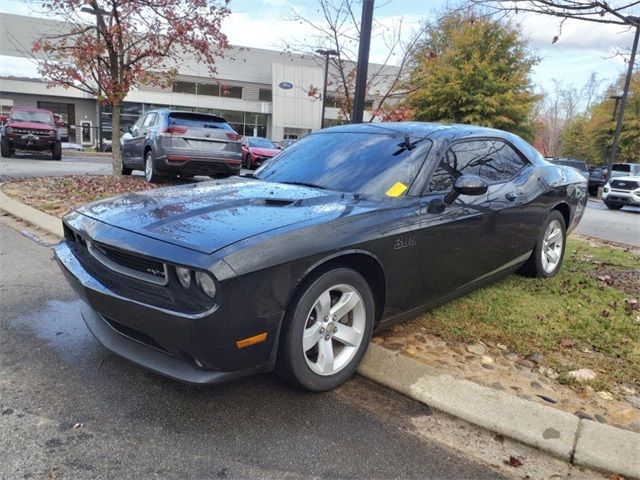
left=221, top=85, right=243, bottom=99
left=259, top=88, right=272, bottom=102
left=198, top=83, right=220, bottom=96
left=173, top=81, right=197, bottom=94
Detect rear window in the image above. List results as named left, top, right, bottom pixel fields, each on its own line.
left=168, top=112, right=233, bottom=130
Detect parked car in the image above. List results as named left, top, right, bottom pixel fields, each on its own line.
left=277, top=139, right=298, bottom=150
left=120, top=109, right=242, bottom=182
left=602, top=174, right=640, bottom=210
left=241, top=136, right=280, bottom=169
left=0, top=107, right=64, bottom=160
left=54, top=114, right=70, bottom=142
left=546, top=157, right=589, bottom=179
left=55, top=122, right=587, bottom=392
left=588, top=165, right=607, bottom=196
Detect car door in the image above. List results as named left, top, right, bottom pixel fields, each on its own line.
left=124, top=114, right=147, bottom=165
left=410, top=139, right=530, bottom=304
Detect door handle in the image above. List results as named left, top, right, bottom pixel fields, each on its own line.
left=505, top=192, right=519, bottom=201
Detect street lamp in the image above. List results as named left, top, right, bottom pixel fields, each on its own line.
left=351, top=0, right=375, bottom=123
left=80, top=6, right=108, bottom=150
left=606, top=16, right=640, bottom=180
left=316, top=48, right=339, bottom=129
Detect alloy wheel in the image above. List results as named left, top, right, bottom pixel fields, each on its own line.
left=302, top=284, right=366, bottom=376
left=541, top=219, right=563, bottom=274
left=145, top=154, right=153, bottom=182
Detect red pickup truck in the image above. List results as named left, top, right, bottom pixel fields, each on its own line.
left=0, top=107, right=64, bottom=160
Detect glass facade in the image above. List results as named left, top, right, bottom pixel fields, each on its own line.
left=101, top=102, right=268, bottom=140
left=172, top=81, right=236, bottom=98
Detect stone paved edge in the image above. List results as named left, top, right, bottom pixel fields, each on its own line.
left=358, top=343, right=640, bottom=479
left=0, top=188, right=63, bottom=238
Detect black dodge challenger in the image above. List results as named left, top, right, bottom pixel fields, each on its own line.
left=55, top=123, right=587, bottom=391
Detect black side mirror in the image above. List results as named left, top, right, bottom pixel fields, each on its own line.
left=443, top=175, right=488, bottom=206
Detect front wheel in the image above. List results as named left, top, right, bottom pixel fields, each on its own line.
left=604, top=202, right=623, bottom=210
left=519, top=211, right=566, bottom=278
left=144, top=150, right=161, bottom=183
left=52, top=142, right=62, bottom=160
left=277, top=268, right=375, bottom=392
left=1, top=137, right=12, bottom=158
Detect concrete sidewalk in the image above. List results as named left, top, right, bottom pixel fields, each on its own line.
left=0, top=189, right=63, bottom=237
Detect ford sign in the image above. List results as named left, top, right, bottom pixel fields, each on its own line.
left=278, top=81, right=294, bottom=90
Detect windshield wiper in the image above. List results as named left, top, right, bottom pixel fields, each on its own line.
left=280, top=181, right=327, bottom=190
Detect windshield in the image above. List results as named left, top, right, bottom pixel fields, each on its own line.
left=254, top=131, right=432, bottom=196
left=249, top=137, right=276, bottom=148
left=11, top=110, right=54, bottom=124
left=168, top=112, right=233, bottom=130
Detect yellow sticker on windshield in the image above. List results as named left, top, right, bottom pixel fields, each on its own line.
left=386, top=182, right=408, bottom=198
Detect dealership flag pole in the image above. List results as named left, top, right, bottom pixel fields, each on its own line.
left=351, top=0, right=374, bottom=124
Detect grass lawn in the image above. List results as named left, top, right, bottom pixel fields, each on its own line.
left=408, top=238, right=640, bottom=391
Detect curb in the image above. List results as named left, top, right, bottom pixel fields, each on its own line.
left=357, top=343, right=640, bottom=479
left=0, top=188, right=63, bottom=238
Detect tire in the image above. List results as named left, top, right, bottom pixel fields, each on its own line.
left=277, top=267, right=375, bottom=392
left=1, top=137, right=12, bottom=158
left=144, top=149, right=161, bottom=183
left=518, top=211, right=566, bottom=278
left=604, top=202, right=623, bottom=210
left=52, top=142, right=62, bottom=160
left=120, top=159, right=132, bottom=176
left=588, top=186, right=597, bottom=197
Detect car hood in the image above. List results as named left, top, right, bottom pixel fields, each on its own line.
left=73, top=178, right=359, bottom=254
left=8, top=120, right=55, bottom=130
left=250, top=147, right=279, bottom=157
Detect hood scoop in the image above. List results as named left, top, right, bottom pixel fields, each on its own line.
left=257, top=198, right=296, bottom=207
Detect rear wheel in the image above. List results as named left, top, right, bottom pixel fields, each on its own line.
left=604, top=202, right=623, bottom=210
left=52, top=142, right=62, bottom=160
left=1, top=137, right=12, bottom=158
left=519, top=211, right=566, bottom=278
left=144, top=150, right=161, bottom=183
left=277, top=268, right=375, bottom=391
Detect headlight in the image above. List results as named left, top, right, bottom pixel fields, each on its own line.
left=603, top=186, right=609, bottom=193
left=195, top=271, right=217, bottom=298
left=175, top=267, right=191, bottom=289
left=6, top=127, right=13, bottom=133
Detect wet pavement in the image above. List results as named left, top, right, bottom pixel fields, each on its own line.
left=0, top=222, right=504, bottom=479
left=576, top=199, right=640, bottom=247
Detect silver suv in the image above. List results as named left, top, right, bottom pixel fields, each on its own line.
left=121, top=109, right=242, bottom=183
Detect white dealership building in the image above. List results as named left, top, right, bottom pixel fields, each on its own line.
left=0, top=12, right=398, bottom=147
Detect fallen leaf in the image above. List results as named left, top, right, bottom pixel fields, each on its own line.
left=504, top=456, right=523, bottom=467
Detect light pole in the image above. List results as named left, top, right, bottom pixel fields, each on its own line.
left=80, top=6, right=106, bottom=150
left=351, top=0, right=374, bottom=123
left=606, top=16, right=640, bottom=180
left=316, top=49, right=339, bottom=129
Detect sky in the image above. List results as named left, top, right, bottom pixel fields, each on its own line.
left=0, top=0, right=637, bottom=101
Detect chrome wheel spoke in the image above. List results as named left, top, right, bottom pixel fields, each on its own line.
left=333, top=324, right=360, bottom=347
left=547, top=248, right=559, bottom=263
left=330, top=291, right=359, bottom=321
left=316, top=338, right=334, bottom=374
left=547, top=228, right=561, bottom=245
left=315, top=290, right=331, bottom=320
left=303, top=324, right=322, bottom=352
left=541, top=219, right=563, bottom=273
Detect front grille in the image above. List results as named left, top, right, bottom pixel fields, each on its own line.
left=88, top=242, right=168, bottom=285
left=10, top=128, right=55, bottom=136
left=611, top=179, right=639, bottom=190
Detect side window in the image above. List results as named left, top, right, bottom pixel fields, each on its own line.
left=132, top=115, right=146, bottom=133
left=427, top=140, right=528, bottom=192
left=142, top=113, right=157, bottom=128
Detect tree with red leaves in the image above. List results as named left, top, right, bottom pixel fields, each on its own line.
left=31, top=0, right=231, bottom=175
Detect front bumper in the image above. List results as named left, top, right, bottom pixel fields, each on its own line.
left=602, top=189, right=640, bottom=206
left=55, top=241, right=282, bottom=384
left=5, top=133, right=58, bottom=150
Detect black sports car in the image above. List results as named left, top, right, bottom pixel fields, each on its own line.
left=55, top=122, right=587, bottom=391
